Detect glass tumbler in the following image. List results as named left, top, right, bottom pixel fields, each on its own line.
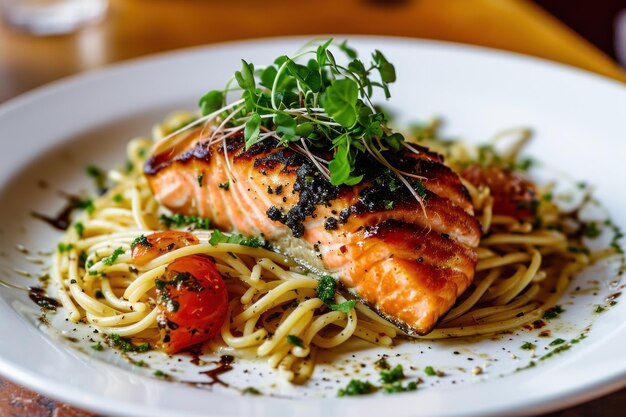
left=0, top=0, right=108, bottom=36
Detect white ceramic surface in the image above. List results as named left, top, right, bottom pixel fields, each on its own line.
left=0, top=37, right=625, bottom=417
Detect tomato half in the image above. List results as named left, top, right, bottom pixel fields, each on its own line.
left=132, top=231, right=199, bottom=266
left=155, top=254, right=228, bottom=353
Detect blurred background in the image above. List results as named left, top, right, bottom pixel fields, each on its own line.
left=535, top=0, right=626, bottom=64
left=1, top=0, right=626, bottom=104
left=0, top=0, right=625, bottom=416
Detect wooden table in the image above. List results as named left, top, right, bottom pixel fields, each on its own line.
left=1, top=0, right=625, bottom=415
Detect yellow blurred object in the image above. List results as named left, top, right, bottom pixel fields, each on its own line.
left=0, top=0, right=625, bottom=102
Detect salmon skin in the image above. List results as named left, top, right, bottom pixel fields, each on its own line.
left=145, top=128, right=481, bottom=335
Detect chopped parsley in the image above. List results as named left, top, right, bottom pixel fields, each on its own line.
left=160, top=213, right=210, bottom=230
left=130, top=234, right=152, bottom=249
left=102, top=247, right=124, bottom=266
left=584, top=222, right=600, bottom=238
left=208, top=230, right=264, bottom=247
left=113, top=193, right=124, bottom=203
left=286, top=335, right=304, bottom=348
left=57, top=243, right=74, bottom=253
left=91, top=341, right=103, bottom=351
left=607, top=221, right=624, bottom=254
left=549, top=338, right=566, bottom=346
left=73, top=222, right=84, bottom=238
left=315, top=275, right=356, bottom=313
left=77, top=198, right=95, bottom=215
left=542, top=305, right=564, bottom=320
left=153, top=370, right=167, bottom=378
left=155, top=272, right=204, bottom=292
left=424, top=366, right=439, bottom=376
left=515, top=361, right=536, bottom=372
left=338, top=363, right=417, bottom=396
left=109, top=334, right=151, bottom=352
left=383, top=381, right=417, bottom=394
left=242, top=387, right=262, bottom=395
left=197, top=172, right=204, bottom=187
left=379, top=365, right=404, bottom=384
left=540, top=334, right=587, bottom=361
left=337, top=379, right=376, bottom=397
left=316, top=275, right=336, bottom=304
left=86, top=164, right=106, bottom=189
left=78, top=251, right=88, bottom=268
left=520, top=342, right=536, bottom=350
left=374, top=357, right=390, bottom=370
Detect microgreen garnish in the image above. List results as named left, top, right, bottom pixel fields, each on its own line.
left=154, top=39, right=428, bottom=211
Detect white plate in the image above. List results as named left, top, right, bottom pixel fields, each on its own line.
left=0, top=36, right=625, bottom=417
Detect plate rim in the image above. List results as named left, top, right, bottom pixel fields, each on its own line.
left=1, top=35, right=625, bottom=417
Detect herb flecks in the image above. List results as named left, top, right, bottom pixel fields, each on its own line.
left=337, top=379, right=376, bottom=397
left=208, top=230, right=264, bottom=247
left=315, top=275, right=356, bottom=313
left=131, top=234, right=152, bottom=249
left=109, top=334, right=151, bottom=352
left=102, top=247, right=124, bottom=266
left=286, top=335, right=304, bottom=348
left=542, top=305, right=564, bottom=320
left=337, top=363, right=417, bottom=396
left=160, top=213, right=210, bottom=230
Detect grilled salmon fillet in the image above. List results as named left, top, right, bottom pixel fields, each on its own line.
left=145, top=128, right=481, bottom=335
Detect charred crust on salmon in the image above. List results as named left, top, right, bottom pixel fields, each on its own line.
left=145, top=139, right=212, bottom=175
left=266, top=161, right=341, bottom=237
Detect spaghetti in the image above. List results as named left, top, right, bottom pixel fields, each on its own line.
left=50, top=113, right=612, bottom=383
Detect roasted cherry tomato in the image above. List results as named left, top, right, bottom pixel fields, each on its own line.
left=131, top=231, right=199, bottom=266
left=155, top=254, right=228, bottom=354
left=462, top=165, right=538, bottom=220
